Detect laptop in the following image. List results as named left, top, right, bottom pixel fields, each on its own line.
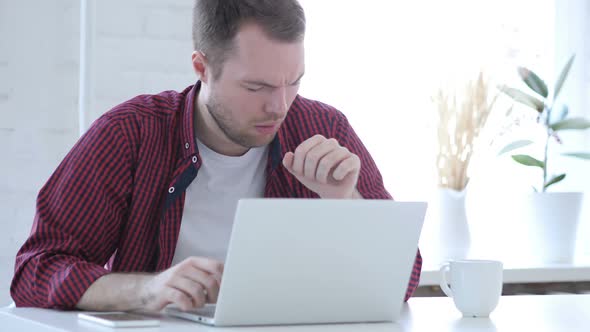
left=165, top=198, right=426, bottom=326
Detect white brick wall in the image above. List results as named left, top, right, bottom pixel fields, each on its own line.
left=0, top=0, right=80, bottom=306
left=89, top=0, right=195, bottom=126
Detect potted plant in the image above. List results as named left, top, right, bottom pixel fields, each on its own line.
left=498, top=55, right=590, bottom=263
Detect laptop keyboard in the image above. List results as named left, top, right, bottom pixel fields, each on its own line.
left=187, top=305, right=216, bottom=317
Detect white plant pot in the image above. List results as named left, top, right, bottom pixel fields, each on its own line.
left=525, top=192, right=583, bottom=264
left=437, top=188, right=471, bottom=260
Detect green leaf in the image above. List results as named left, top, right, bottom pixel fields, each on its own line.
left=498, top=85, right=545, bottom=113
left=518, top=67, right=548, bottom=98
left=562, top=152, right=590, bottom=160
left=554, top=55, right=575, bottom=101
left=544, top=173, right=566, bottom=190
left=512, top=155, right=545, bottom=169
left=498, top=140, right=534, bottom=156
left=550, top=117, right=590, bottom=131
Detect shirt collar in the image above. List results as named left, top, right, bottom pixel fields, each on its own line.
left=180, top=81, right=283, bottom=170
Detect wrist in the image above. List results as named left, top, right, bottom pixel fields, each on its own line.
left=351, top=188, right=363, bottom=199
left=319, top=188, right=362, bottom=199
left=136, top=274, right=157, bottom=310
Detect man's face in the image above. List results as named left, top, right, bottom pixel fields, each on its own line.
left=203, top=23, right=305, bottom=149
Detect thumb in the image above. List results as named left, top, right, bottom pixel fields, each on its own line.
left=282, top=152, right=295, bottom=173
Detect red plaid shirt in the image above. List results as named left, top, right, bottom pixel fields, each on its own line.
left=11, top=83, right=422, bottom=309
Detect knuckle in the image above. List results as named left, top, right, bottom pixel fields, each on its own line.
left=195, top=282, right=206, bottom=292
left=171, top=290, right=185, bottom=303
left=170, top=270, right=185, bottom=281
left=327, top=138, right=339, bottom=145
left=204, top=278, right=217, bottom=290
left=294, top=145, right=306, bottom=156
left=313, top=134, right=325, bottom=140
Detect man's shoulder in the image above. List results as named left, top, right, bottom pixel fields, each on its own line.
left=290, top=94, right=344, bottom=116
left=100, top=86, right=193, bottom=124
left=285, top=95, right=346, bottom=129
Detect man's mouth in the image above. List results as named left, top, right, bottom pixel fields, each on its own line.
left=254, top=122, right=281, bottom=134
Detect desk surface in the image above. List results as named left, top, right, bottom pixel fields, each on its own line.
left=2, top=294, right=590, bottom=332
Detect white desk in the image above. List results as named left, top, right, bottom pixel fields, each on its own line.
left=2, top=294, right=590, bottom=331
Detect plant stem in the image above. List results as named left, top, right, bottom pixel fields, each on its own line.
left=542, top=106, right=551, bottom=192
left=542, top=132, right=550, bottom=192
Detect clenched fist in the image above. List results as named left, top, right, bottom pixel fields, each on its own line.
left=283, top=135, right=362, bottom=199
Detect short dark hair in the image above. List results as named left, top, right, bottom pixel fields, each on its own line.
left=192, top=0, right=306, bottom=79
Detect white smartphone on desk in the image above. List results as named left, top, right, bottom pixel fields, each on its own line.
left=78, top=312, right=160, bottom=328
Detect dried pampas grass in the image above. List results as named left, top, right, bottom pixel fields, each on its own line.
left=434, top=72, right=498, bottom=190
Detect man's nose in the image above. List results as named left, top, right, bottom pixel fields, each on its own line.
left=266, top=86, right=288, bottom=116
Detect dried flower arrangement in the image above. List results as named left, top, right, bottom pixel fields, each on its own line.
left=434, top=72, right=498, bottom=190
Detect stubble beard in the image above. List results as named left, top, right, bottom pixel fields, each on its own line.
left=205, top=100, right=279, bottom=150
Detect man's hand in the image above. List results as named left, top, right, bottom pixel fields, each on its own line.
left=282, top=135, right=361, bottom=199
left=139, top=257, right=224, bottom=312
left=77, top=257, right=223, bottom=313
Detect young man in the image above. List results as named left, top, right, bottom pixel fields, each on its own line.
left=11, top=0, right=422, bottom=312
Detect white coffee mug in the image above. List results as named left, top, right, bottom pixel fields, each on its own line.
left=439, top=259, right=503, bottom=317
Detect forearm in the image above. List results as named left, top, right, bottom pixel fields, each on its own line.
left=77, top=273, right=153, bottom=312
left=12, top=251, right=112, bottom=309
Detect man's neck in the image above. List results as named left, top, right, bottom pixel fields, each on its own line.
left=194, top=92, right=249, bottom=157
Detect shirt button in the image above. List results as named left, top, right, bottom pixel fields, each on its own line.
left=185, top=143, right=190, bottom=149
left=192, top=156, right=198, bottom=163
left=168, top=187, right=175, bottom=194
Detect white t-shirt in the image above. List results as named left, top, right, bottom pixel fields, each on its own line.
left=171, top=139, right=268, bottom=264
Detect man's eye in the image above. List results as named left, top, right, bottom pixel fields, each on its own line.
left=246, top=86, right=263, bottom=92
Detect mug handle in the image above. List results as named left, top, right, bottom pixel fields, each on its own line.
left=439, top=263, right=453, bottom=298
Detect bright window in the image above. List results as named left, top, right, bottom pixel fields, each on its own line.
left=298, top=0, right=559, bottom=260
left=298, top=0, right=554, bottom=200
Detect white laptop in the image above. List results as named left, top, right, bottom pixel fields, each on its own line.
left=165, top=198, right=426, bottom=326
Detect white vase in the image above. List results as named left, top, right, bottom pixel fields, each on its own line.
left=437, top=188, right=471, bottom=261
left=524, top=192, right=583, bottom=263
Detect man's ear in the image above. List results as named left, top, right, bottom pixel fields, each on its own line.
left=192, top=51, right=209, bottom=83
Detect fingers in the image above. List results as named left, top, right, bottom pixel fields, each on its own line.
left=183, top=266, right=221, bottom=303
left=282, top=151, right=295, bottom=171
left=303, top=139, right=340, bottom=179
left=164, top=287, right=196, bottom=312
left=332, top=154, right=361, bottom=181
left=185, top=257, right=224, bottom=277
left=143, top=257, right=224, bottom=312
left=314, top=146, right=351, bottom=184
left=281, top=135, right=361, bottom=199
left=285, top=135, right=356, bottom=184
left=170, top=275, right=207, bottom=309
left=154, top=258, right=223, bottom=312
left=180, top=258, right=222, bottom=302
left=291, top=135, right=325, bottom=175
